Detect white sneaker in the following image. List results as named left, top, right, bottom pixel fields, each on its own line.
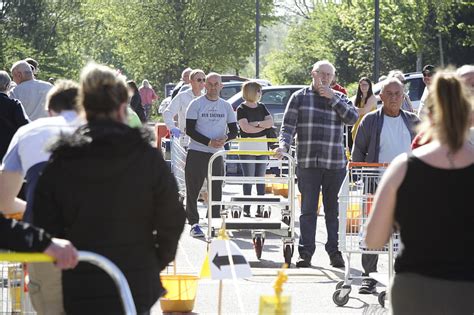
left=190, top=224, right=205, bottom=237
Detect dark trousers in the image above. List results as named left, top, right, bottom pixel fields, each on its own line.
left=297, top=167, right=345, bottom=258
left=185, top=150, right=223, bottom=225
left=240, top=155, right=267, bottom=213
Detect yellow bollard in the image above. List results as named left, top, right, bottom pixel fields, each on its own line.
left=258, top=264, right=291, bottom=315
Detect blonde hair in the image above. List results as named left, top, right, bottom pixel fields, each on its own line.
left=242, top=81, right=262, bottom=103
left=189, top=69, right=205, bottom=80
left=78, top=62, right=129, bottom=121
left=422, top=68, right=471, bottom=152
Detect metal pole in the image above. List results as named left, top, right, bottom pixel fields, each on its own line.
left=373, top=0, right=380, bottom=82
left=256, top=0, right=260, bottom=78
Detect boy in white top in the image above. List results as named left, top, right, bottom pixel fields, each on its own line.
left=184, top=73, right=238, bottom=237
left=163, top=69, right=205, bottom=138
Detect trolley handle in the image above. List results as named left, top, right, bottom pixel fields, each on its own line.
left=348, top=162, right=389, bottom=168
left=228, top=137, right=279, bottom=143
left=0, top=251, right=137, bottom=315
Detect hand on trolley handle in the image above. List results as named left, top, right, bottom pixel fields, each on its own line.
left=43, top=238, right=79, bottom=269
left=273, top=146, right=287, bottom=159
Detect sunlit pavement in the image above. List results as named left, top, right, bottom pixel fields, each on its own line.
left=152, top=183, right=391, bottom=314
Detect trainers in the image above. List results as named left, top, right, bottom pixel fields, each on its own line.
left=190, top=224, right=205, bottom=238
left=295, top=256, right=311, bottom=268
left=359, top=278, right=377, bottom=294
left=329, top=251, right=345, bottom=268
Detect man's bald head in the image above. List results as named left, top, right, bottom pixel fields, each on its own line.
left=11, top=60, right=33, bottom=84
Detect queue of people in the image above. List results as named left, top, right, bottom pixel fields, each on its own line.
left=1, top=56, right=473, bottom=315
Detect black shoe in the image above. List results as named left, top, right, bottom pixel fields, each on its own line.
left=255, top=205, right=263, bottom=218
left=329, top=251, right=345, bottom=268
left=295, top=256, right=311, bottom=268
left=243, top=211, right=251, bottom=218
left=359, top=278, right=377, bottom=294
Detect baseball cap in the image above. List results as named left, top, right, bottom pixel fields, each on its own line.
left=422, top=65, right=435, bottom=76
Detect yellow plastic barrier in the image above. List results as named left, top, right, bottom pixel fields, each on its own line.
left=160, top=274, right=199, bottom=313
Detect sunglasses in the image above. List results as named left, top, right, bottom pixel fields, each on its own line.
left=423, top=73, right=433, bottom=78
left=195, top=78, right=206, bottom=82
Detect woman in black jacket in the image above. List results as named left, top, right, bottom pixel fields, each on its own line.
left=33, top=63, right=186, bottom=315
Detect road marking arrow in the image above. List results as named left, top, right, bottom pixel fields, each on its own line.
left=212, top=253, right=247, bottom=270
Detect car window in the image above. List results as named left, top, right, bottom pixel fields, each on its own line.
left=220, top=86, right=241, bottom=100
left=405, top=78, right=425, bottom=102
left=261, top=90, right=292, bottom=106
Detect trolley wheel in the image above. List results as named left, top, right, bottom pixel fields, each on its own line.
left=231, top=209, right=241, bottom=218
left=332, top=289, right=350, bottom=307
left=253, top=236, right=264, bottom=259
left=263, top=209, right=271, bottom=218
left=283, top=244, right=293, bottom=265
left=282, top=215, right=291, bottom=225
left=378, top=291, right=386, bottom=308
left=335, top=280, right=345, bottom=290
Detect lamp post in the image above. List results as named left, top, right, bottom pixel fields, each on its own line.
left=256, top=0, right=260, bottom=78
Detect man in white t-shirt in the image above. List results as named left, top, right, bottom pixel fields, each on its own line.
left=163, top=69, right=206, bottom=140
left=417, top=64, right=435, bottom=117
left=9, top=60, right=53, bottom=120
left=352, top=78, right=420, bottom=294
left=184, top=72, right=238, bottom=237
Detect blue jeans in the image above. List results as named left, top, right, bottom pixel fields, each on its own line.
left=297, top=167, right=345, bottom=258
left=240, top=155, right=267, bottom=213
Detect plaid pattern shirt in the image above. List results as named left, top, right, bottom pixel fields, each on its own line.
left=279, top=85, right=359, bottom=169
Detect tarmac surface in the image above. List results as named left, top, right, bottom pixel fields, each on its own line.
left=152, top=182, right=392, bottom=315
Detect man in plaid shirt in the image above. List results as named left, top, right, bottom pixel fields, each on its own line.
left=276, top=60, right=358, bottom=268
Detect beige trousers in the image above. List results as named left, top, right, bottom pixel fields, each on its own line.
left=28, top=262, right=65, bottom=315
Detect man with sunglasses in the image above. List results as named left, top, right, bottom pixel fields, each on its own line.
left=164, top=69, right=206, bottom=140
left=418, top=64, right=435, bottom=116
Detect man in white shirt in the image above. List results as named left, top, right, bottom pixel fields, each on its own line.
left=352, top=78, right=420, bottom=294
left=163, top=69, right=206, bottom=139
left=9, top=60, right=53, bottom=120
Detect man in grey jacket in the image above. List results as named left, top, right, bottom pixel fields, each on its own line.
left=352, top=77, right=419, bottom=294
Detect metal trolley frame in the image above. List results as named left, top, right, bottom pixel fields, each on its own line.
left=0, top=251, right=137, bottom=315
left=206, top=141, right=296, bottom=265
left=333, top=162, right=399, bottom=308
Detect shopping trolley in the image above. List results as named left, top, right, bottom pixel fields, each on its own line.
left=206, top=138, right=296, bottom=264
left=170, top=135, right=189, bottom=202
left=0, top=251, right=137, bottom=315
left=333, top=162, right=399, bottom=307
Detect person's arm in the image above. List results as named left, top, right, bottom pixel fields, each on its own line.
left=358, top=95, right=376, bottom=116
left=278, top=93, right=299, bottom=151
left=151, top=152, right=186, bottom=270
left=151, top=88, right=158, bottom=101
left=351, top=117, right=370, bottom=162
left=226, top=122, right=238, bottom=141
left=186, top=119, right=210, bottom=146
left=163, top=94, right=182, bottom=130
left=329, top=92, right=359, bottom=125
left=365, top=154, right=408, bottom=248
left=0, top=171, right=26, bottom=214
left=0, top=214, right=78, bottom=269
left=12, top=99, right=30, bottom=126
left=238, top=118, right=265, bottom=133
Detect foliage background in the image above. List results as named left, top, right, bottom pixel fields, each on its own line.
left=1, top=0, right=472, bottom=95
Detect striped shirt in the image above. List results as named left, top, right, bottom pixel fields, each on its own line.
left=279, top=85, right=358, bottom=169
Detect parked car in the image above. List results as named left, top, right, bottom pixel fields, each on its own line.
left=373, top=72, right=425, bottom=112
left=220, top=80, right=271, bottom=100
left=228, top=85, right=306, bottom=131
